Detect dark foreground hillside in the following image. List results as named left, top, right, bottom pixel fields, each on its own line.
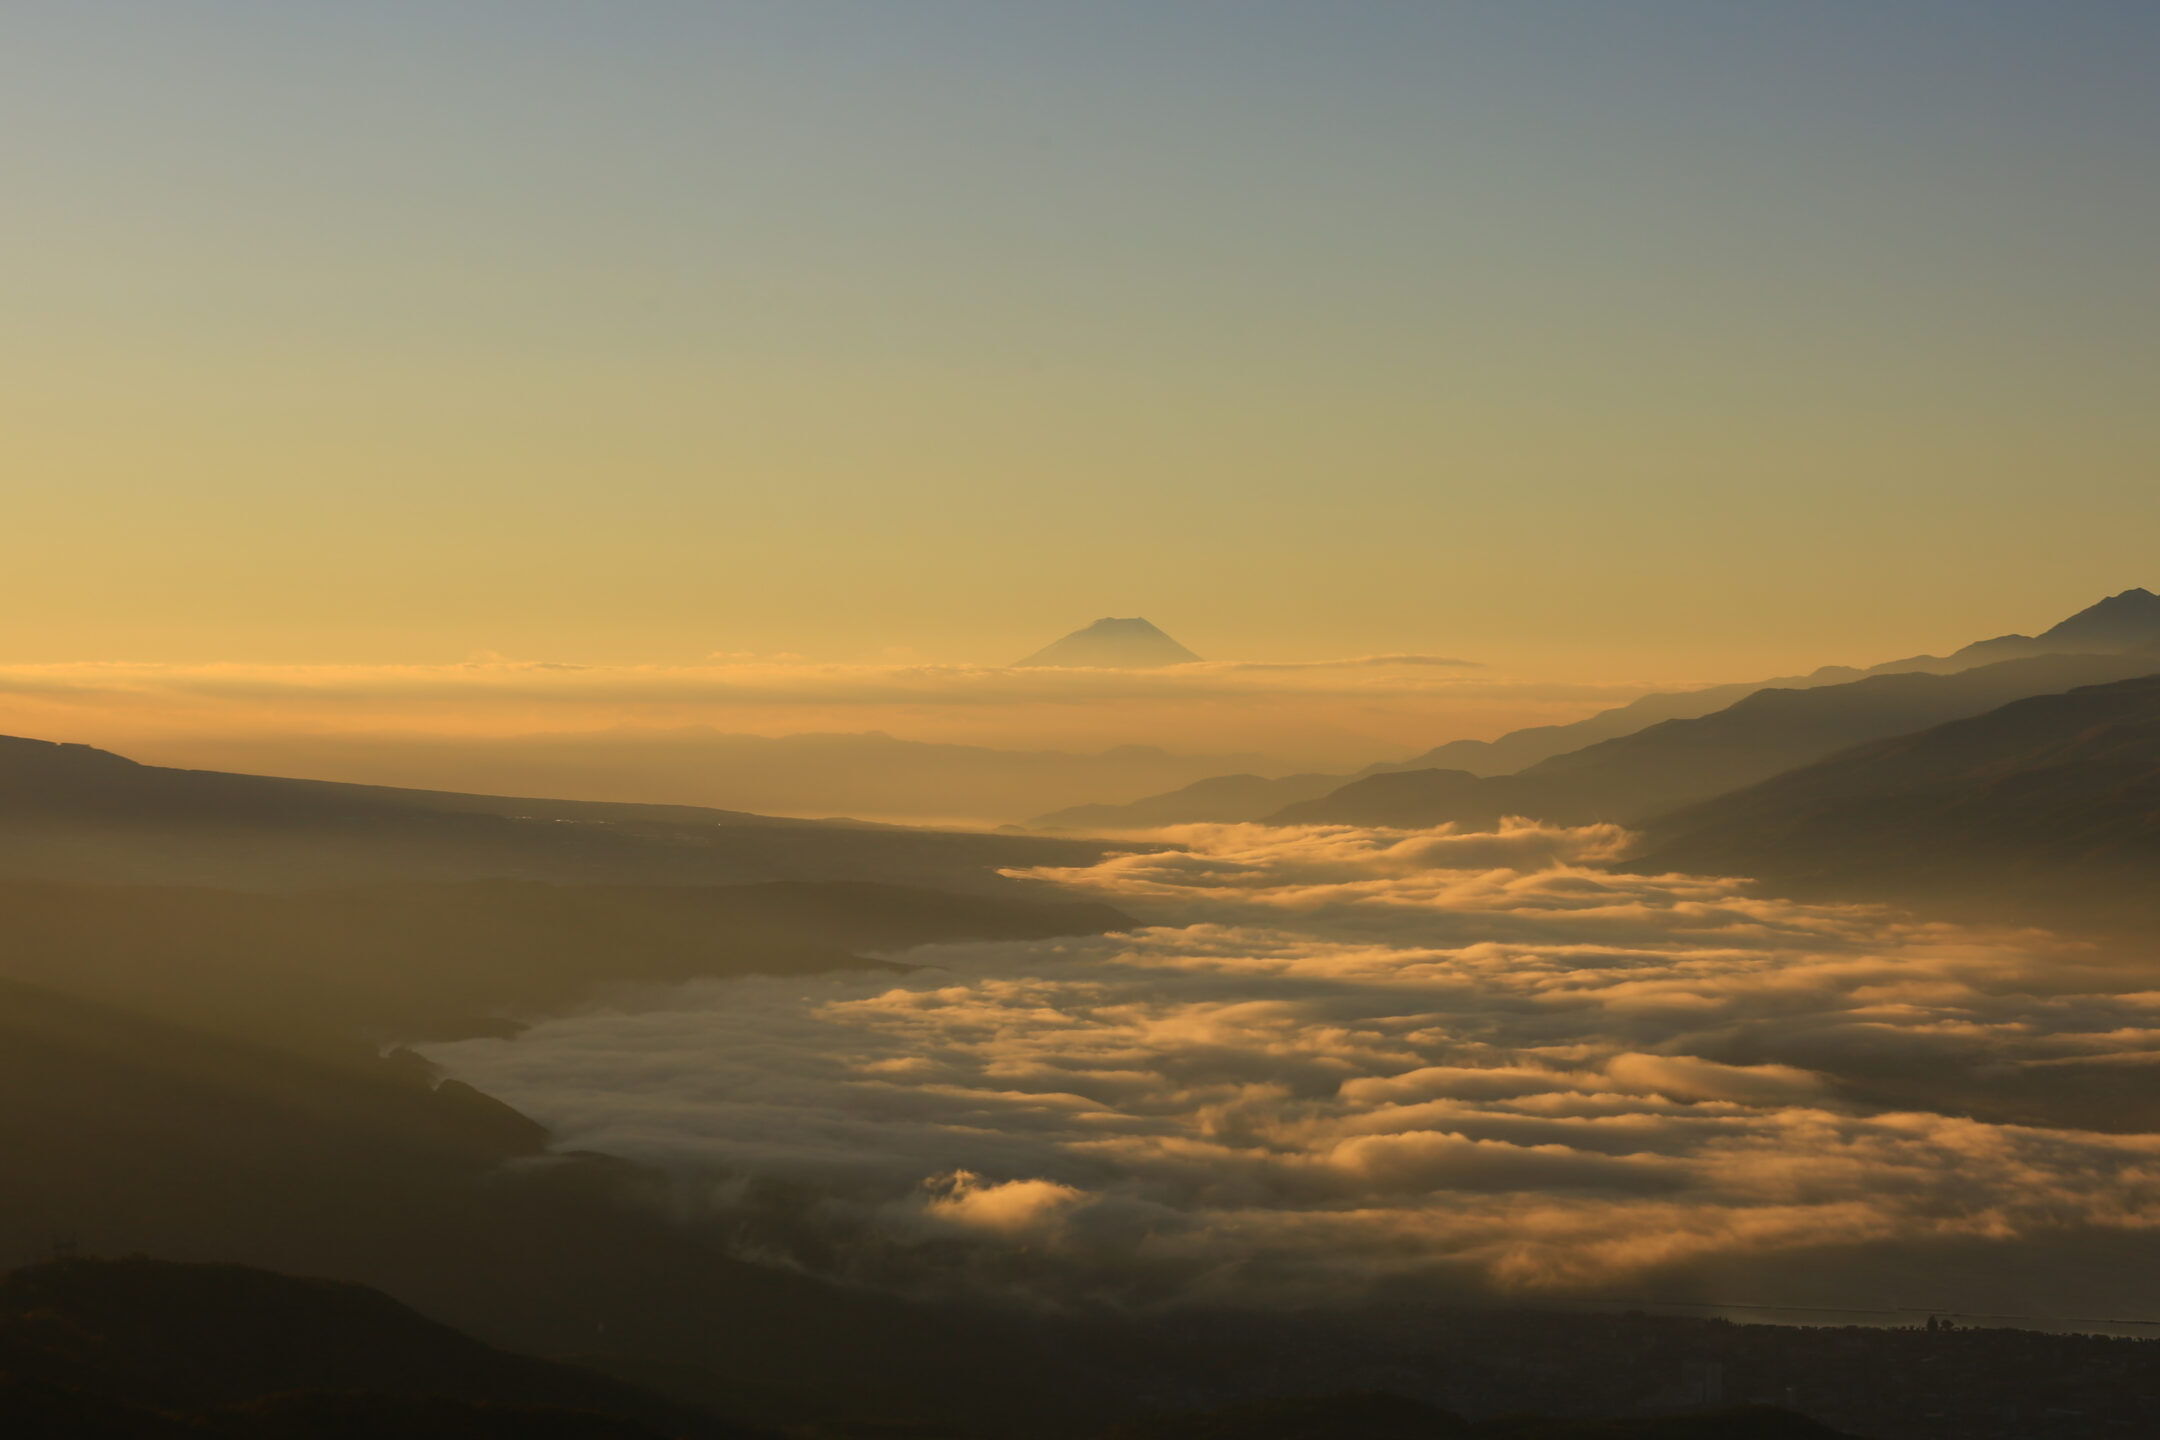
left=0, top=875, right=1126, bottom=1048
left=0, top=976, right=1170, bottom=1436
left=1111, top=1392, right=1859, bottom=1440
left=0, top=1258, right=1865, bottom=1440
left=13, top=1257, right=2160, bottom=1439
left=0, top=1256, right=738, bottom=1438
left=0, top=873, right=1142, bottom=1436
left=1633, top=671, right=2160, bottom=926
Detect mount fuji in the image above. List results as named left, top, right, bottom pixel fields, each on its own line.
left=1014, top=617, right=1202, bottom=668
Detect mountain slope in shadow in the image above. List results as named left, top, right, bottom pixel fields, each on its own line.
left=1038, top=590, right=2160, bottom=831
left=1266, top=650, right=2160, bottom=831
left=1630, top=671, right=2160, bottom=927
left=0, top=875, right=1128, bottom=1052
left=0, top=976, right=1156, bottom=1436
left=0, top=1255, right=733, bottom=1438
left=0, top=734, right=1118, bottom=894
left=1410, top=587, right=2160, bottom=779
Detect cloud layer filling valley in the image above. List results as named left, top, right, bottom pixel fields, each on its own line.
left=423, top=824, right=2160, bottom=1314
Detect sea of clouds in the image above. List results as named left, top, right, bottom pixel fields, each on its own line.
left=423, top=824, right=2160, bottom=1318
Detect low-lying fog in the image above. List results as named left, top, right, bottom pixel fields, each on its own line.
left=0, top=656, right=1649, bottom=824
left=424, top=824, right=2160, bottom=1323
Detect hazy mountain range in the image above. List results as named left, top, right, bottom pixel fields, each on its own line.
left=119, top=728, right=1270, bottom=831
left=1634, top=670, right=2160, bottom=926
left=1410, top=586, right=2160, bottom=775
left=1269, top=649, right=2160, bottom=831
left=1037, top=590, right=2160, bottom=833
left=0, top=733, right=1117, bottom=895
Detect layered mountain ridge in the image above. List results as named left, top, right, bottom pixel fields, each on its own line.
left=0, top=734, right=1115, bottom=894
left=1631, top=670, right=2160, bottom=924
left=1036, top=590, right=2160, bottom=833
left=1265, top=650, right=2160, bottom=831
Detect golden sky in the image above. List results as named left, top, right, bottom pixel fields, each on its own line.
left=4, top=3, right=2155, bottom=690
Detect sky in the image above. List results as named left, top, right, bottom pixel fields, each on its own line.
left=4, top=1, right=2157, bottom=683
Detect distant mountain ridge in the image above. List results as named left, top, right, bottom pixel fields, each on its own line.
left=1390, top=588, right=2160, bottom=777
left=0, top=733, right=1118, bottom=893
left=1035, top=590, right=2160, bottom=833
left=1896, top=584, right=2160, bottom=668
left=1266, top=650, right=2160, bottom=830
left=1015, top=617, right=1202, bottom=668
left=170, top=727, right=1271, bottom=829
left=1631, top=670, right=2160, bottom=925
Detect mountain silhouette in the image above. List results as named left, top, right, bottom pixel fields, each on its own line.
left=0, top=972, right=1170, bottom=1438
left=0, top=1256, right=737, bottom=1438
left=1298, top=593, right=2160, bottom=781
left=2038, top=585, right=2160, bottom=648
left=0, top=1257, right=1967, bottom=1440
left=200, top=729, right=1270, bottom=827
left=1266, top=650, right=2160, bottom=830
left=1036, top=591, right=2160, bottom=831
left=0, top=734, right=1121, bottom=894
left=0, top=875, right=1126, bottom=1051
left=1904, top=585, right=2160, bottom=668
left=1632, top=670, right=2160, bottom=927
left=1015, top=618, right=1202, bottom=668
